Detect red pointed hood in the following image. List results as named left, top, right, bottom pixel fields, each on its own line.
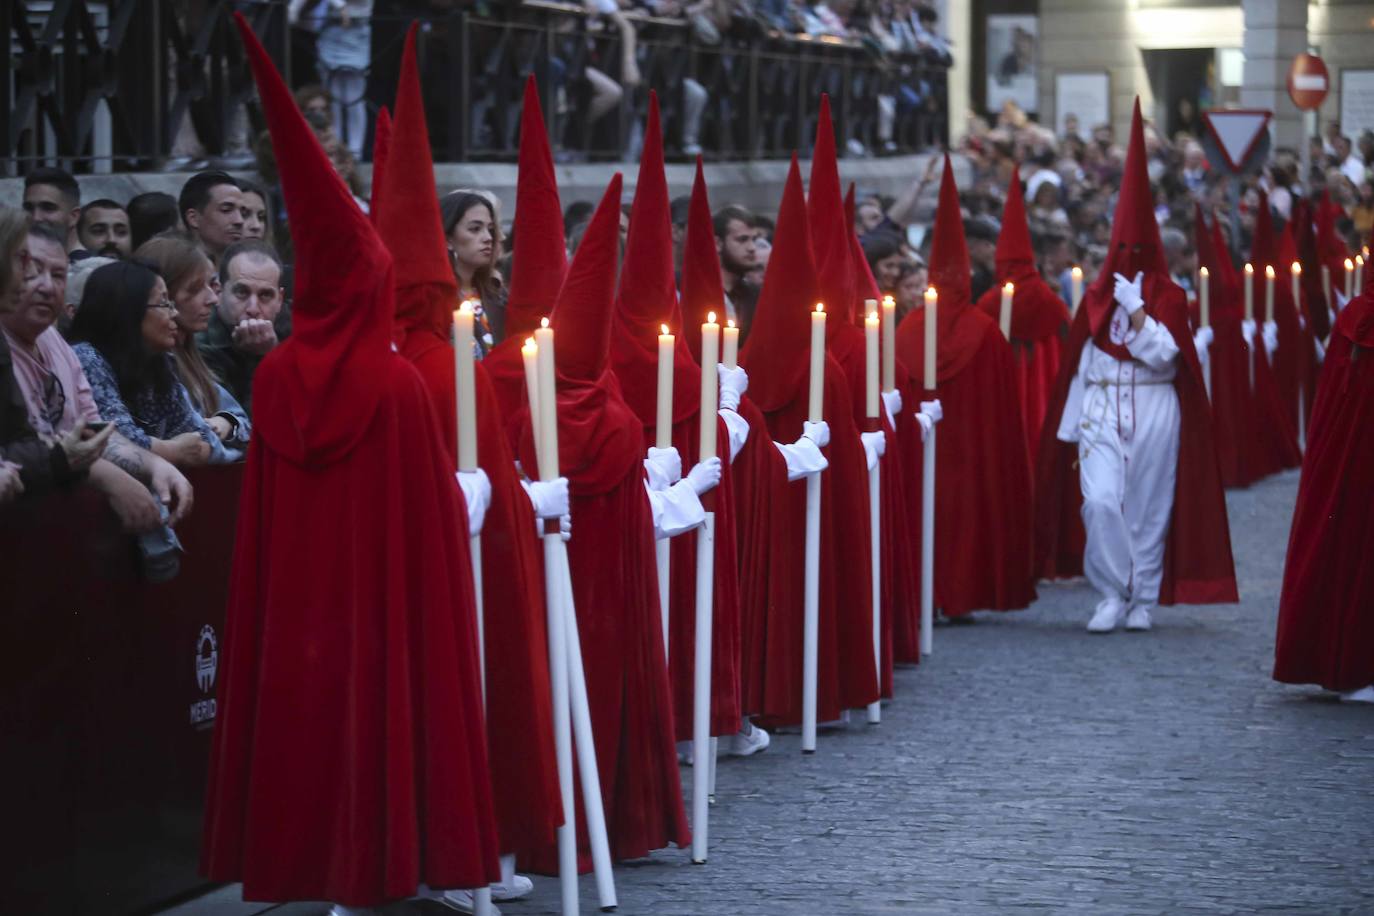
left=1084, top=98, right=1170, bottom=336
left=377, top=25, right=458, bottom=347
left=1277, top=217, right=1300, bottom=273
left=681, top=157, right=727, bottom=364
left=895, top=154, right=995, bottom=385
left=232, top=12, right=392, bottom=466
left=974, top=166, right=1070, bottom=340
left=740, top=154, right=819, bottom=412
left=550, top=173, right=623, bottom=382
left=807, top=94, right=856, bottom=330
left=1250, top=190, right=1278, bottom=270
left=369, top=105, right=392, bottom=220
left=612, top=93, right=701, bottom=427
left=507, top=76, right=569, bottom=341
left=1194, top=203, right=1240, bottom=321
left=1209, top=209, right=1237, bottom=288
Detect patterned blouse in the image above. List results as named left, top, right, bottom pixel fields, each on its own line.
left=72, top=343, right=218, bottom=451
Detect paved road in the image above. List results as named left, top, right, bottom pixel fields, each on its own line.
left=188, top=469, right=1374, bottom=916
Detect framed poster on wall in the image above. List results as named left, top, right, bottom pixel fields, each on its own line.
left=1054, top=71, right=1111, bottom=137
left=1339, top=69, right=1374, bottom=139
left=987, top=14, right=1039, bottom=115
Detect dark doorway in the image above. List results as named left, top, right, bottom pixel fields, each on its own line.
left=1143, top=48, right=1214, bottom=140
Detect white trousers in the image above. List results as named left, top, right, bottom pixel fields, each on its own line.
left=1077, top=381, right=1180, bottom=608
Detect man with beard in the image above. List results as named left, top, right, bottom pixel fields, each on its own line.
left=75, top=199, right=132, bottom=259
left=715, top=205, right=760, bottom=339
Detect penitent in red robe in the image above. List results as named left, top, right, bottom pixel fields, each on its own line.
left=1273, top=291, right=1374, bottom=692
left=202, top=17, right=500, bottom=905
left=895, top=155, right=1036, bottom=617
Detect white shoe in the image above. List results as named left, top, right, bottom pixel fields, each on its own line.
left=329, top=907, right=389, bottom=916
left=725, top=721, right=770, bottom=756
left=1086, top=597, right=1127, bottom=633
left=438, top=889, right=502, bottom=914
left=677, top=739, right=694, bottom=766
left=1339, top=685, right=1374, bottom=703
left=490, top=874, right=534, bottom=901
left=1124, top=605, right=1152, bottom=631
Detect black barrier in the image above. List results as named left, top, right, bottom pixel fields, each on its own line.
left=0, top=465, right=243, bottom=915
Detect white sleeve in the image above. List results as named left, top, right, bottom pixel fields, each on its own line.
left=773, top=436, right=829, bottom=482
left=720, top=408, right=750, bottom=463
left=647, top=478, right=706, bottom=539
left=1125, top=314, right=1180, bottom=371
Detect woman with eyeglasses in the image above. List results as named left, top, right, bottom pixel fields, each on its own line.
left=67, top=261, right=218, bottom=470
left=134, top=235, right=250, bottom=462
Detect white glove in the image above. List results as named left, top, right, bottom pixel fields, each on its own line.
left=919, top=399, right=943, bottom=424
left=456, top=468, right=492, bottom=537
left=685, top=456, right=723, bottom=495
left=913, top=412, right=934, bottom=442
left=717, top=364, right=748, bottom=412
left=559, top=513, right=571, bottom=541
left=802, top=419, right=830, bottom=448
left=860, top=430, right=886, bottom=470
left=1113, top=270, right=1144, bottom=315
left=1313, top=334, right=1326, bottom=362
left=1262, top=320, right=1278, bottom=357
left=1241, top=318, right=1257, bottom=346
left=1334, top=290, right=1349, bottom=313
left=1193, top=326, right=1214, bottom=353
left=881, top=388, right=903, bottom=425
left=644, top=445, right=682, bottom=490
left=522, top=477, right=569, bottom=519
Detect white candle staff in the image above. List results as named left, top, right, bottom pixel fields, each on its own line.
left=880, top=295, right=896, bottom=393
left=802, top=302, right=826, bottom=753
left=920, top=286, right=937, bottom=658
left=722, top=318, right=740, bottom=370
left=1244, top=263, right=1255, bottom=391
left=1291, top=262, right=1305, bottom=451
left=692, top=313, right=720, bottom=862
left=1199, top=268, right=1211, bottom=402
left=864, top=308, right=882, bottom=726
left=1265, top=265, right=1275, bottom=324
left=656, top=324, right=675, bottom=659
left=1070, top=266, right=1083, bottom=316
left=998, top=282, right=1014, bottom=341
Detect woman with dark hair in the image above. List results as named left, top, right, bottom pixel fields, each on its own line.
left=892, top=256, right=928, bottom=323
left=68, top=260, right=216, bottom=470
left=861, top=229, right=905, bottom=291
left=237, top=179, right=274, bottom=246
left=440, top=189, right=507, bottom=350
left=134, top=235, right=250, bottom=462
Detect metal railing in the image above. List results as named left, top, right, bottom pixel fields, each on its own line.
left=3, top=0, right=948, bottom=175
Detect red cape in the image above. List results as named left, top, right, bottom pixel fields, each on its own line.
left=896, top=310, right=1037, bottom=614
left=1035, top=288, right=1238, bottom=604
left=1273, top=293, right=1374, bottom=691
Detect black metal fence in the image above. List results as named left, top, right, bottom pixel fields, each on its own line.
left=4, top=0, right=949, bottom=175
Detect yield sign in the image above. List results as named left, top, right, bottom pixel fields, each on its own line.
left=1201, top=109, right=1273, bottom=173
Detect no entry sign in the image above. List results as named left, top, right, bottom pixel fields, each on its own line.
left=1288, top=53, right=1330, bottom=111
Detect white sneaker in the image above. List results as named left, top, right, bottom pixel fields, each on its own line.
left=1339, top=685, right=1374, bottom=703
left=437, top=889, right=502, bottom=914
left=1124, top=605, right=1153, bottom=631
left=1086, top=597, right=1127, bottom=633
left=725, top=721, right=770, bottom=756
left=490, top=874, right=534, bottom=901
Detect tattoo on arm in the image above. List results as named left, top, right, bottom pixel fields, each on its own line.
left=104, top=434, right=151, bottom=482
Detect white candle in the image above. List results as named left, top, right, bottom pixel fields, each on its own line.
left=1291, top=262, right=1301, bottom=314
left=1264, top=265, right=1275, bottom=323
left=534, top=318, right=560, bottom=481
left=1070, top=266, right=1083, bottom=315
left=998, top=282, right=1014, bottom=341
left=1322, top=265, right=1332, bottom=313
left=656, top=323, right=674, bottom=449
left=880, top=295, right=896, bottom=393
left=521, top=336, right=542, bottom=462
left=453, top=302, right=478, bottom=472
left=1357, top=255, right=1366, bottom=297
left=699, top=312, right=720, bottom=461
left=1345, top=258, right=1355, bottom=299
left=865, top=309, right=880, bottom=420
left=722, top=318, right=739, bottom=370
left=808, top=303, right=826, bottom=422
left=923, top=287, right=937, bottom=391
left=1199, top=267, right=1210, bottom=329
left=1243, top=263, right=1254, bottom=322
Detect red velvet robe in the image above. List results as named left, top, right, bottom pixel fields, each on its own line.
left=1273, top=295, right=1374, bottom=692
left=399, top=325, right=562, bottom=856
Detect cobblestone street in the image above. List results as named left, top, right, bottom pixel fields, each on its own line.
left=184, top=469, right=1374, bottom=916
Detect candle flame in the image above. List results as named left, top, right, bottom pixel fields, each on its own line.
left=661, top=323, right=670, bottom=335
left=869, top=310, right=879, bottom=321
left=458, top=299, right=476, bottom=314
left=1200, top=266, right=1209, bottom=277
left=1345, top=258, right=1354, bottom=270
left=540, top=316, right=550, bottom=328
left=1003, top=281, right=1014, bottom=294
left=1071, top=265, right=1083, bottom=278
left=1244, top=262, right=1254, bottom=274
left=707, top=311, right=717, bottom=324
left=1291, top=262, right=1301, bottom=275
left=882, top=294, right=895, bottom=307
left=1265, top=265, right=1275, bottom=279
left=815, top=302, right=825, bottom=314
left=727, top=318, right=736, bottom=329
left=925, top=286, right=937, bottom=299
left=523, top=336, right=536, bottom=350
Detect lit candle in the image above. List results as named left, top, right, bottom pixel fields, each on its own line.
left=1357, top=255, right=1366, bottom=297
left=521, top=336, right=542, bottom=460
left=722, top=318, right=740, bottom=370
left=453, top=302, right=479, bottom=472
left=1345, top=258, right=1355, bottom=299
left=865, top=309, right=880, bottom=421
left=533, top=318, right=560, bottom=481
left=1291, top=262, right=1301, bottom=313
left=808, top=303, right=826, bottom=423
left=880, top=295, right=896, bottom=393
left=1264, top=265, right=1275, bottom=323
left=1199, top=267, right=1210, bottom=329
left=1243, top=263, right=1254, bottom=322
left=656, top=323, right=674, bottom=450
left=998, top=282, right=1014, bottom=341
left=923, top=287, right=938, bottom=391
left=699, top=312, right=720, bottom=461
left=1070, top=266, right=1083, bottom=315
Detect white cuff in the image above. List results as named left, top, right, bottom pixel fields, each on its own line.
left=647, top=478, right=706, bottom=539
left=456, top=468, right=492, bottom=537
left=774, top=436, right=829, bottom=482
left=720, top=408, right=750, bottom=462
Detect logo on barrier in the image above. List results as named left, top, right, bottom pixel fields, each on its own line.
left=191, top=625, right=219, bottom=727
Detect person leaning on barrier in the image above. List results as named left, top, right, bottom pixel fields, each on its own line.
left=0, top=221, right=193, bottom=531
left=198, top=239, right=288, bottom=412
